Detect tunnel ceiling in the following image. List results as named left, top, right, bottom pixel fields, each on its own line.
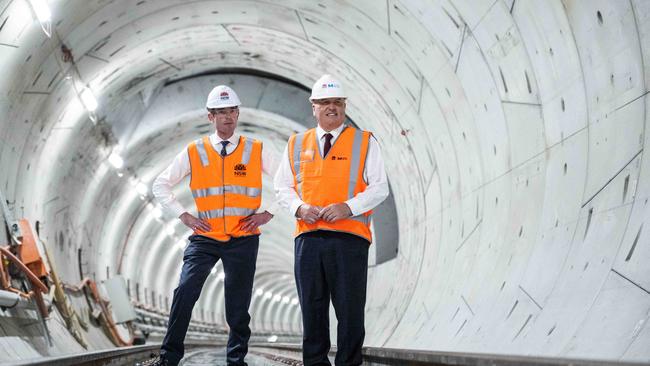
left=1, top=0, right=649, bottom=362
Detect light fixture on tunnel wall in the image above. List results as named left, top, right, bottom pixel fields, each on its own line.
left=290, top=298, right=299, bottom=306
left=282, top=296, right=290, bottom=304
left=255, top=288, right=264, bottom=297
left=267, top=335, right=278, bottom=343
left=263, top=291, right=272, bottom=300
left=26, top=0, right=52, bottom=37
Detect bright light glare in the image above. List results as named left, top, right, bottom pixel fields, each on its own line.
left=107, top=152, right=124, bottom=169
left=176, top=240, right=186, bottom=251
left=79, top=87, right=98, bottom=112
left=30, top=0, right=51, bottom=22
left=14, top=1, right=32, bottom=25
left=136, top=182, right=148, bottom=195
left=165, top=223, right=175, bottom=236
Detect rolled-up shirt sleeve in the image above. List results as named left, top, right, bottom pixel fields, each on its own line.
left=152, top=148, right=191, bottom=219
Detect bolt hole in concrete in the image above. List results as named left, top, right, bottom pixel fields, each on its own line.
left=597, top=10, right=603, bottom=24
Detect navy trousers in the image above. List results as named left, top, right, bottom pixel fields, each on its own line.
left=160, top=234, right=259, bottom=366
left=294, top=231, right=369, bottom=366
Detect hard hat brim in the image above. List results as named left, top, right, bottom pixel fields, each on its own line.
left=309, top=96, right=347, bottom=101
left=206, top=102, right=241, bottom=109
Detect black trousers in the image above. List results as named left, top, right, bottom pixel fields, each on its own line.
left=160, top=234, right=259, bottom=366
left=294, top=231, right=369, bottom=366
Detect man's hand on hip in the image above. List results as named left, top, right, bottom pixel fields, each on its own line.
left=297, top=204, right=322, bottom=224
left=240, top=211, right=273, bottom=232
left=180, top=212, right=212, bottom=232
left=319, top=203, right=352, bottom=222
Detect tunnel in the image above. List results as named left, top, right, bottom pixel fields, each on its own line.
left=0, top=0, right=649, bottom=365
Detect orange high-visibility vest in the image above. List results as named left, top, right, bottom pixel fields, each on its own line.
left=188, top=136, right=263, bottom=242
left=288, top=126, right=373, bottom=242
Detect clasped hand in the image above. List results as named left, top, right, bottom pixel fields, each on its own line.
left=297, top=203, right=352, bottom=224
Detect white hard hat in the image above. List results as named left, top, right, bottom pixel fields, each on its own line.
left=309, top=74, right=347, bottom=101
left=206, top=85, right=241, bottom=109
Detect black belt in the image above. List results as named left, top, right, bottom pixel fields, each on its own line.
left=298, top=230, right=369, bottom=244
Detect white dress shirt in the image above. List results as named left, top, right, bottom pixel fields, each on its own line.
left=152, top=133, right=280, bottom=219
left=273, top=124, right=389, bottom=217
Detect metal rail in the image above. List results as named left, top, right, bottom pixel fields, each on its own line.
left=4, top=345, right=161, bottom=366
left=4, top=342, right=650, bottom=366
left=252, top=344, right=650, bottom=366
left=4, top=342, right=220, bottom=366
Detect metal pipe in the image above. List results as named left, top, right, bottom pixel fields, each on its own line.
left=0, top=289, right=29, bottom=308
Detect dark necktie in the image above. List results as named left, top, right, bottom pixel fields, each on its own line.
left=220, top=141, right=229, bottom=156
left=323, top=133, right=333, bottom=157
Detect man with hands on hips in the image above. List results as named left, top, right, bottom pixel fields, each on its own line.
left=143, top=85, right=278, bottom=366
left=274, top=74, right=389, bottom=366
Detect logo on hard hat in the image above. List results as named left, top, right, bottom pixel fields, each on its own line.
left=321, top=83, right=340, bottom=89
left=220, top=91, right=230, bottom=100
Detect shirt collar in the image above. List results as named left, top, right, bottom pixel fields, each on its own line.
left=316, top=124, right=346, bottom=140
left=213, top=132, right=240, bottom=145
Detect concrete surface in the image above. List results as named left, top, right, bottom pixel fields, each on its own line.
left=0, top=0, right=648, bottom=363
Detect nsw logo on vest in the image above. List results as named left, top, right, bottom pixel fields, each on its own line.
left=234, top=163, right=247, bottom=177
left=331, top=155, right=348, bottom=161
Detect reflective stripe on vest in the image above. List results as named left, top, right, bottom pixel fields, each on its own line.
left=241, top=138, right=254, bottom=165
left=198, top=207, right=257, bottom=220
left=347, top=129, right=364, bottom=199
left=192, top=185, right=262, bottom=199
left=292, top=132, right=305, bottom=197
left=195, top=139, right=210, bottom=167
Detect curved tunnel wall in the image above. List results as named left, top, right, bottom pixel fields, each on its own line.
left=0, top=0, right=649, bottom=362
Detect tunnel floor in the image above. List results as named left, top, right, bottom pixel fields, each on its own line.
left=179, top=347, right=317, bottom=366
